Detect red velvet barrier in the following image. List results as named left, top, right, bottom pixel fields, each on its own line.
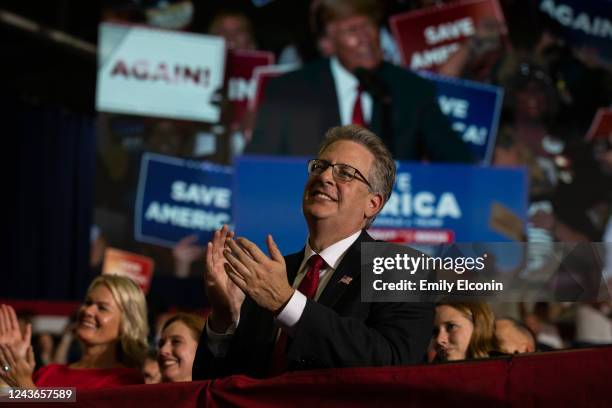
left=0, top=300, right=80, bottom=316
left=5, top=347, right=612, bottom=407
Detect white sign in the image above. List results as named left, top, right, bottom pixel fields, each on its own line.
left=96, top=23, right=226, bottom=122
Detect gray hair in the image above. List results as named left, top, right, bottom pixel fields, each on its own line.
left=318, top=125, right=396, bottom=227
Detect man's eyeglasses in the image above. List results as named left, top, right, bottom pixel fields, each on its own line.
left=307, top=159, right=372, bottom=188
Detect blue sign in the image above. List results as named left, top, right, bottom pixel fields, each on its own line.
left=539, top=0, right=612, bottom=63
left=374, top=162, right=527, bottom=242
left=233, top=155, right=309, bottom=255
left=233, top=156, right=527, bottom=254
left=419, top=71, right=503, bottom=164
left=135, top=153, right=233, bottom=247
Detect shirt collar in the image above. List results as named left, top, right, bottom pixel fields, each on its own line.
left=302, top=230, right=362, bottom=272
left=330, top=56, right=359, bottom=97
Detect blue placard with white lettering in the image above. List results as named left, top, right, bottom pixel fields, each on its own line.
left=233, top=156, right=527, bottom=255
left=539, top=0, right=612, bottom=63
left=135, top=153, right=233, bottom=247
left=374, top=161, right=527, bottom=241
left=233, top=155, right=309, bottom=255
left=419, top=71, right=503, bottom=164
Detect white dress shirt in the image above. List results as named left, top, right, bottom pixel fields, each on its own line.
left=330, top=57, right=373, bottom=125
left=206, top=230, right=362, bottom=356
left=275, top=230, right=362, bottom=335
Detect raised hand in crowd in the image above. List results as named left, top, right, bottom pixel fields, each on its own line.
left=204, top=225, right=245, bottom=332
left=0, top=343, right=36, bottom=389
left=0, top=304, right=32, bottom=359
left=438, top=16, right=504, bottom=79
left=173, top=234, right=204, bottom=278
left=52, top=321, right=77, bottom=365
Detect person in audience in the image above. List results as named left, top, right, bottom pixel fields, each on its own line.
left=142, top=349, right=161, bottom=384
left=0, top=275, right=148, bottom=389
left=35, top=333, right=55, bottom=368
left=430, top=302, right=499, bottom=362
left=158, top=313, right=204, bottom=383
left=575, top=303, right=612, bottom=346
left=208, top=9, right=257, bottom=51
left=495, top=318, right=536, bottom=354
left=523, top=302, right=564, bottom=350
left=194, top=125, right=434, bottom=379
left=438, top=16, right=506, bottom=82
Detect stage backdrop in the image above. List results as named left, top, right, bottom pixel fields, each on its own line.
left=233, top=156, right=527, bottom=255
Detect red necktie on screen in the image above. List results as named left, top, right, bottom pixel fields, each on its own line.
left=351, top=85, right=366, bottom=127
left=269, top=255, right=325, bottom=376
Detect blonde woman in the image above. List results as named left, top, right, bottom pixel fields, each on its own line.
left=431, top=302, right=499, bottom=362
left=0, top=275, right=148, bottom=389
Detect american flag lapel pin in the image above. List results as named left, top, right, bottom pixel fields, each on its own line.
left=339, top=275, right=353, bottom=285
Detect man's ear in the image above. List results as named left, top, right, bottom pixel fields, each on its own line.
left=365, top=193, right=384, bottom=218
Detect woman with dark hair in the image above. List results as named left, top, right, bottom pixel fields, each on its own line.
left=0, top=275, right=148, bottom=389
left=430, top=302, right=499, bottom=362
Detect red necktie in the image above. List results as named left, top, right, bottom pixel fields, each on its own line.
left=269, top=255, right=325, bottom=375
left=351, top=85, right=366, bottom=127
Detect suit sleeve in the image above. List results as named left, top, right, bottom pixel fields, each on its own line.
left=288, top=300, right=434, bottom=368
left=192, top=298, right=276, bottom=380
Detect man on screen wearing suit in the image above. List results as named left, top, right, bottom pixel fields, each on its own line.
left=246, top=0, right=473, bottom=163
left=192, top=125, right=433, bottom=379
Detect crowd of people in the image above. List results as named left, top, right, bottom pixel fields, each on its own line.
left=2, top=0, right=611, bottom=395
left=2, top=123, right=612, bottom=391
left=0, top=280, right=576, bottom=390
left=1, top=278, right=606, bottom=390
left=93, top=0, right=611, bottom=279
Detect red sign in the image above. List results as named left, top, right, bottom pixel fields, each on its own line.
left=390, top=0, right=507, bottom=72
left=368, top=228, right=455, bottom=244
left=225, top=50, right=274, bottom=131
left=102, top=248, right=154, bottom=294
left=585, top=108, right=612, bottom=141
left=249, top=64, right=298, bottom=114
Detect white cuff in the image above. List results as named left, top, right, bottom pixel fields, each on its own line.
left=275, top=290, right=307, bottom=337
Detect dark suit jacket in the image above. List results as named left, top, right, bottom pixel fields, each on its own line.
left=246, top=59, right=473, bottom=162
left=192, top=231, right=434, bottom=379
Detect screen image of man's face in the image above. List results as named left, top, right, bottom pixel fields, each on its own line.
left=326, top=15, right=382, bottom=72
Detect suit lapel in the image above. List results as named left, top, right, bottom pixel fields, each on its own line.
left=370, top=99, right=382, bottom=135
left=320, top=59, right=342, bottom=129
left=317, top=231, right=373, bottom=308
left=285, top=249, right=305, bottom=285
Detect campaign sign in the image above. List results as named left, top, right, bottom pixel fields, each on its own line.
left=249, top=64, right=299, bottom=112
left=372, top=162, right=527, bottom=243
left=390, top=0, right=507, bottom=72
left=225, top=50, right=274, bottom=130
left=539, top=0, right=612, bottom=63
left=102, top=248, right=154, bottom=294
left=233, top=155, right=308, bottom=255
left=96, top=22, right=226, bottom=122
left=585, top=108, right=612, bottom=141
left=420, top=71, right=503, bottom=163
left=135, top=153, right=233, bottom=247
left=233, top=156, right=527, bottom=255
